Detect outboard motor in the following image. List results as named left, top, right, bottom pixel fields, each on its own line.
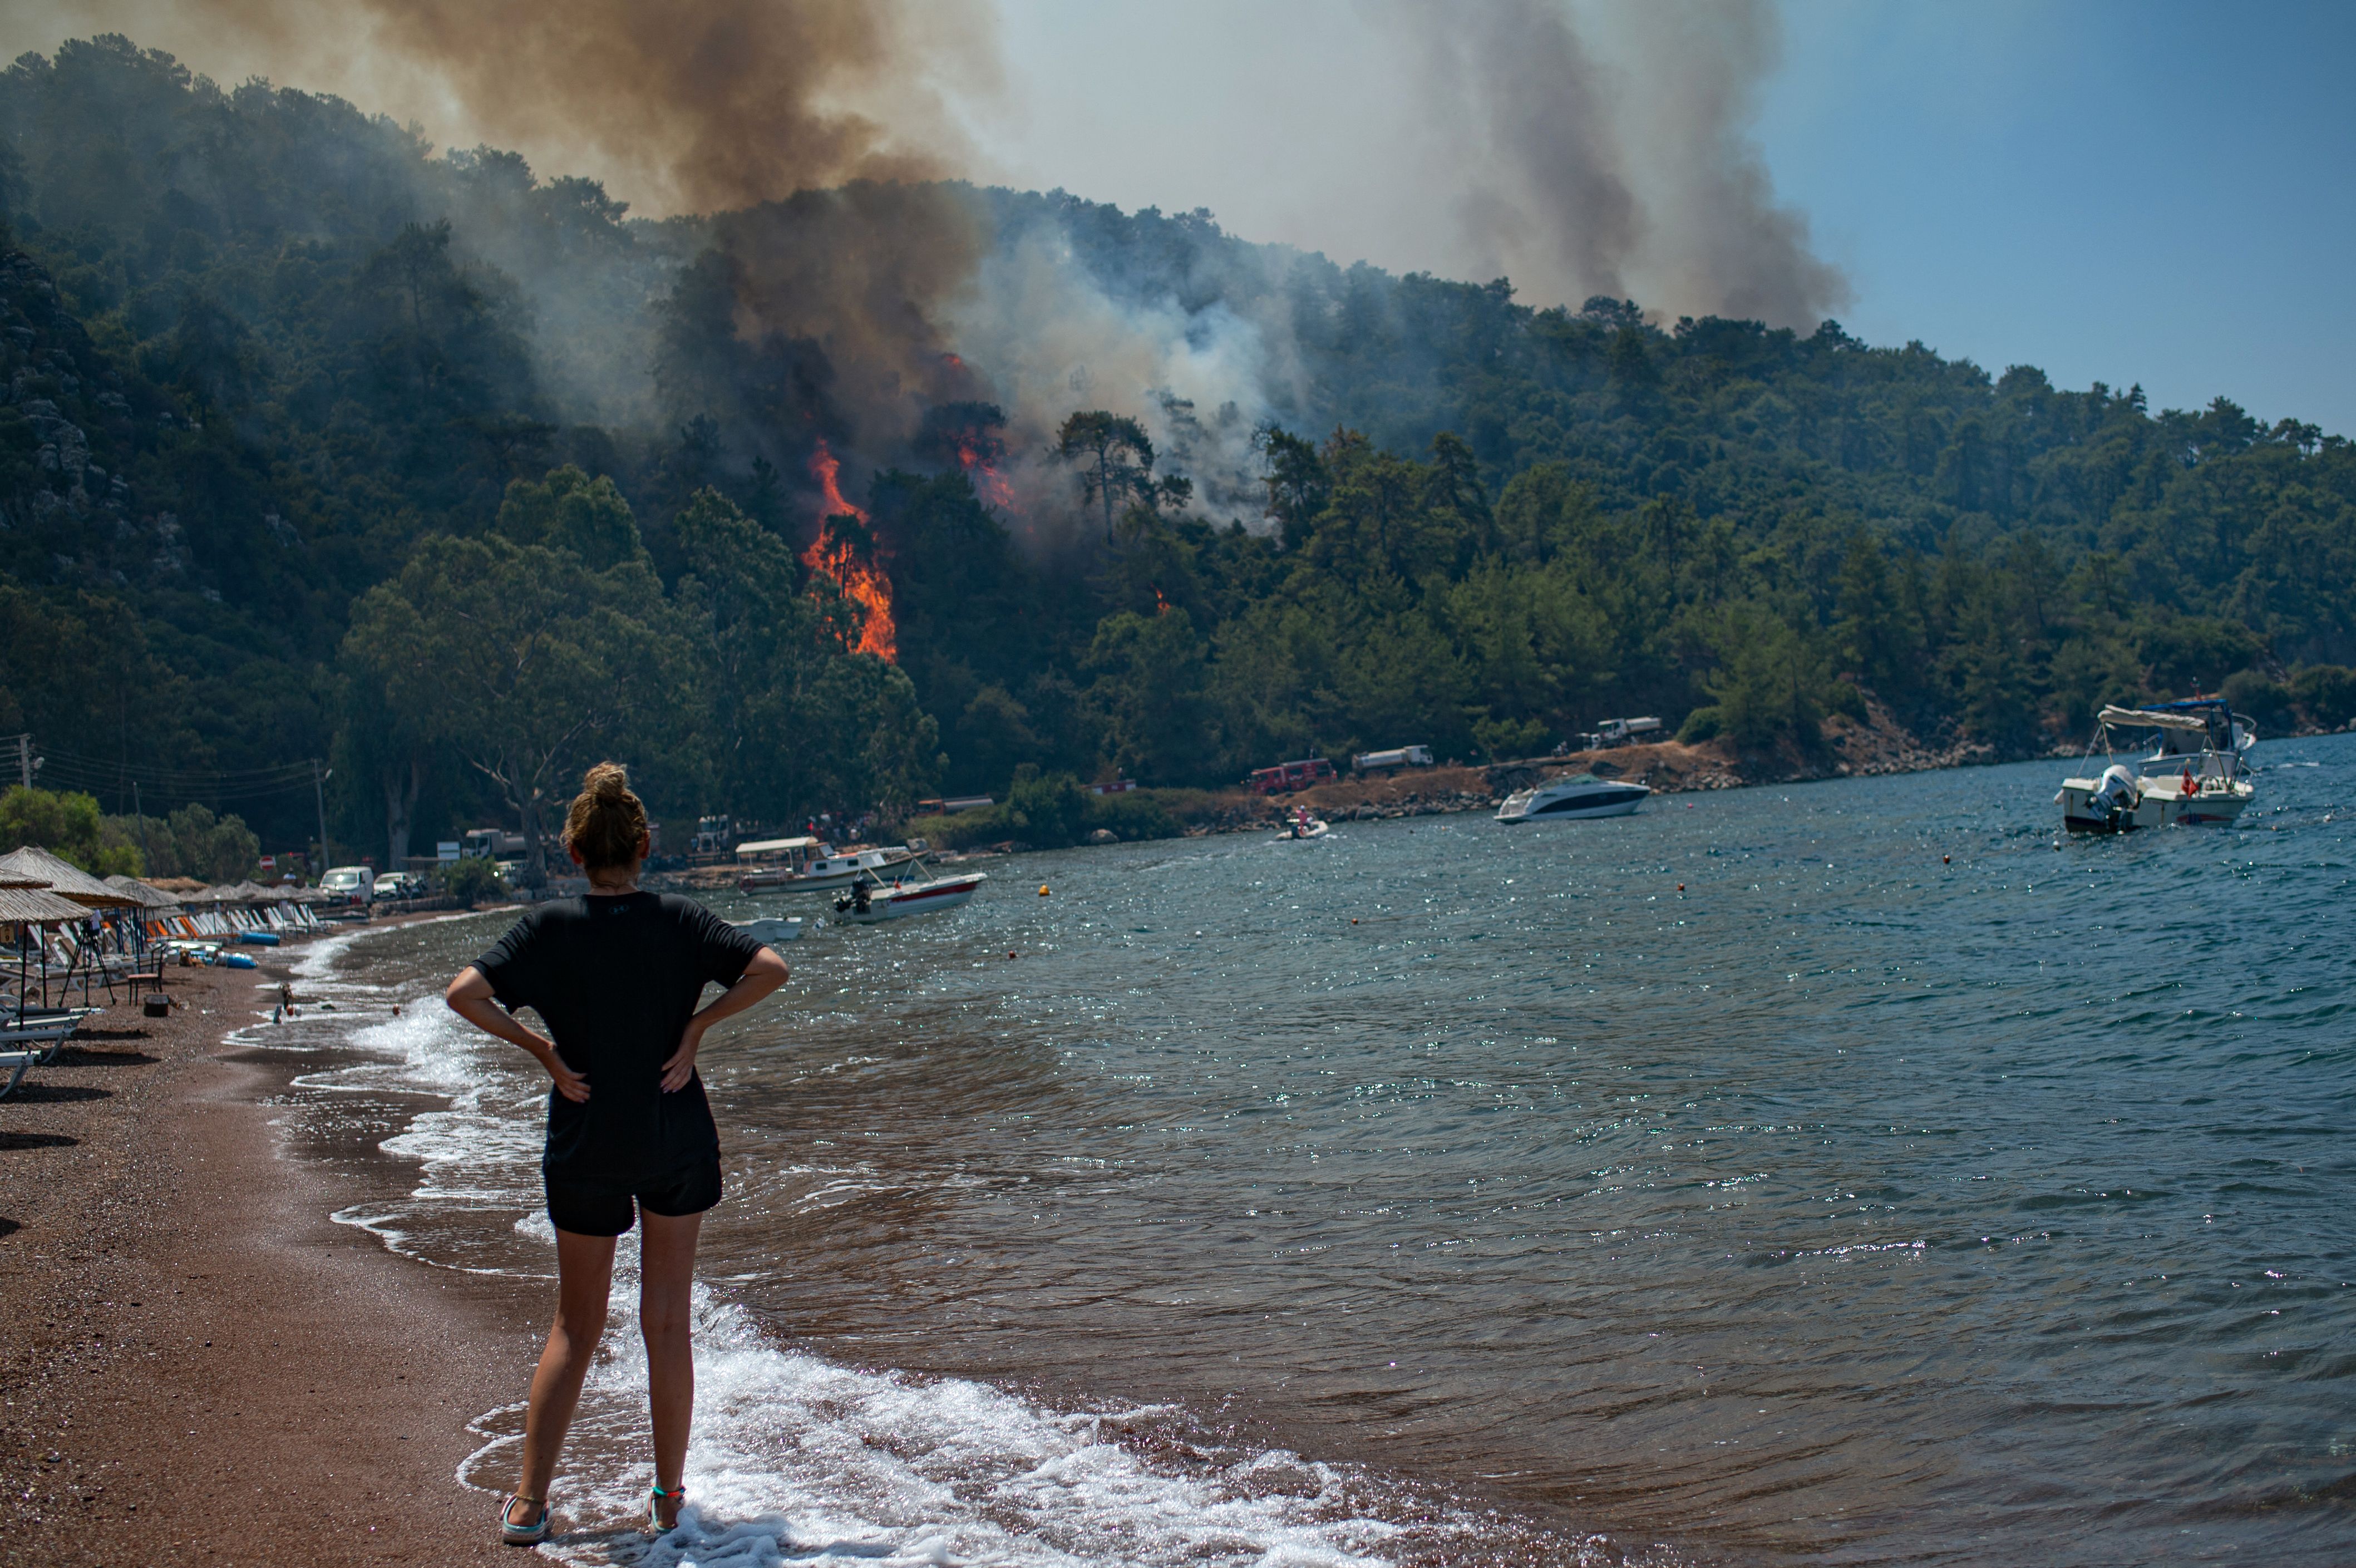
left=2089, top=763, right=2138, bottom=830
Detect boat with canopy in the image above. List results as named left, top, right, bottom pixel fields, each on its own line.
left=2056, top=698, right=2256, bottom=832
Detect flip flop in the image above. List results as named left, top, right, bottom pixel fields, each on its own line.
left=500, top=1493, right=551, bottom=1546
left=648, top=1482, right=686, bottom=1535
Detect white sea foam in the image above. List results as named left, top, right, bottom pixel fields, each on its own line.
left=272, top=920, right=1468, bottom=1567
left=475, top=1279, right=1407, bottom=1568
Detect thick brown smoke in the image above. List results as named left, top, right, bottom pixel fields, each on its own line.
left=339, top=0, right=985, bottom=214
left=19, top=0, right=990, bottom=214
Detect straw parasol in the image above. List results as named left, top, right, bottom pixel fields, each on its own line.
left=102, top=874, right=185, bottom=911
left=0, top=885, right=91, bottom=924
left=0, top=845, right=139, bottom=909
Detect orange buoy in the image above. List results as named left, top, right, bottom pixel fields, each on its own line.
left=1038, top=885, right=1051, bottom=896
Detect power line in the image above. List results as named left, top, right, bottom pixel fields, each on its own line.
left=34, top=743, right=318, bottom=787
left=21, top=739, right=325, bottom=810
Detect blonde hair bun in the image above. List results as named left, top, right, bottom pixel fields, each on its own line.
left=563, top=761, right=648, bottom=872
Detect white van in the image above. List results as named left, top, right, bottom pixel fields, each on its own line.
left=320, top=865, right=375, bottom=906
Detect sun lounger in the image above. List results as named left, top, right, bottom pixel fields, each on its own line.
left=0, top=1049, right=35, bottom=1097
left=0, top=1017, right=80, bottom=1066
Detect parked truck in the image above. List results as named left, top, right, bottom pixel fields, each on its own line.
left=1575, top=717, right=1665, bottom=751
left=461, top=826, right=527, bottom=860
left=1351, top=744, right=1435, bottom=773
left=1246, top=758, right=1338, bottom=794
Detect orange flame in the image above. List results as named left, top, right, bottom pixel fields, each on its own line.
left=950, top=432, right=1017, bottom=512
left=1152, top=584, right=1171, bottom=615
left=802, top=441, right=896, bottom=662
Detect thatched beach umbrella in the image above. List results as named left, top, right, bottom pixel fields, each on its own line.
left=103, top=875, right=183, bottom=953
left=0, top=881, right=93, bottom=1010
left=102, top=874, right=183, bottom=910
left=0, top=846, right=139, bottom=909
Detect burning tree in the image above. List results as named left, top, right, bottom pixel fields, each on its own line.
left=802, top=441, right=896, bottom=662
left=916, top=401, right=1017, bottom=511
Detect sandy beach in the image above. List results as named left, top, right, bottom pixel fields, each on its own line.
left=0, top=944, right=538, bottom=1566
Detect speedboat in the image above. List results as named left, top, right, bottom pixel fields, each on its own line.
left=730, top=916, right=805, bottom=946
left=832, top=860, right=988, bottom=924
left=741, top=844, right=917, bottom=894
left=1274, top=807, right=1330, bottom=842
left=2057, top=698, right=2255, bottom=832
left=1495, top=772, right=1651, bottom=822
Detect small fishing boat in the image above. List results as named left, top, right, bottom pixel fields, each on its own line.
left=741, top=842, right=919, bottom=894
left=1495, top=772, right=1652, bottom=823
left=832, top=860, right=988, bottom=924
left=730, top=916, right=805, bottom=946
left=2057, top=699, right=2256, bottom=832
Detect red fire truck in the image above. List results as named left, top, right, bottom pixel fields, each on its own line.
left=1245, top=758, right=1337, bottom=794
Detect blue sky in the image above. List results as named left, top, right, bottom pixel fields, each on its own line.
left=974, top=0, right=2356, bottom=433
left=1756, top=1, right=2356, bottom=433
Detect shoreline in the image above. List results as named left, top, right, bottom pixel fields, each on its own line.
left=0, top=934, right=534, bottom=1566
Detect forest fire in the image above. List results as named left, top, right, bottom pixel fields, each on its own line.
left=803, top=441, right=896, bottom=662
left=953, top=434, right=1018, bottom=511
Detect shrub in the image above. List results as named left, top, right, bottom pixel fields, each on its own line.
left=442, top=856, right=506, bottom=909
left=0, top=786, right=143, bottom=875
left=114, top=802, right=259, bottom=882
left=925, top=772, right=1184, bottom=850
left=1677, top=706, right=1724, bottom=743
left=2220, top=670, right=2295, bottom=736
left=2291, top=664, right=2356, bottom=729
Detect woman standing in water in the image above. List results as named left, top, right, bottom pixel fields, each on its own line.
left=445, top=763, right=789, bottom=1544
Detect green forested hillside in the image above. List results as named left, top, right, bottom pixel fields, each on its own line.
left=2, top=36, right=2351, bottom=875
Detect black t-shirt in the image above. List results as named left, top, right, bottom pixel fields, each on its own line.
left=474, top=891, right=767, bottom=1186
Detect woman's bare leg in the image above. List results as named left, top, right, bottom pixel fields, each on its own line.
left=512, top=1228, right=618, bottom=1522
left=639, top=1207, right=704, bottom=1527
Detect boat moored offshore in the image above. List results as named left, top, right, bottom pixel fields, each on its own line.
left=1495, top=772, right=1652, bottom=823
left=2056, top=698, right=2256, bottom=832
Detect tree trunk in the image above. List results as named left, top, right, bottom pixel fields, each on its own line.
left=382, top=753, right=422, bottom=868
left=519, top=787, right=548, bottom=890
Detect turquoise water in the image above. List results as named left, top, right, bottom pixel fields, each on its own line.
left=290, top=736, right=2356, bottom=1565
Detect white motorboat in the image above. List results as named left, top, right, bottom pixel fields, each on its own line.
left=2057, top=699, right=2255, bottom=832
left=741, top=842, right=917, bottom=894
left=730, top=916, right=805, bottom=946
left=1495, top=771, right=1651, bottom=823
left=832, top=860, right=988, bottom=924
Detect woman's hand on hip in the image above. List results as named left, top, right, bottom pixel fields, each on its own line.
left=660, top=1020, right=705, bottom=1093
left=542, top=1048, right=592, bottom=1103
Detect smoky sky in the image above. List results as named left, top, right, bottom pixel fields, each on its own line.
left=1398, top=0, right=1849, bottom=324
left=7, top=1, right=1846, bottom=325
left=14, top=0, right=994, bottom=214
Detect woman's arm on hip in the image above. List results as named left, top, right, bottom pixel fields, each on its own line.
left=660, top=946, right=790, bottom=1092
left=445, top=965, right=590, bottom=1102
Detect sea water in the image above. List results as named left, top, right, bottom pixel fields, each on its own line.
left=242, top=736, right=2356, bottom=1565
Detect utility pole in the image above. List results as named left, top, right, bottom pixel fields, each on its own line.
left=6, top=733, right=33, bottom=790
left=312, top=758, right=331, bottom=879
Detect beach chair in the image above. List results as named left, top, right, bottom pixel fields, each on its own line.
left=0, top=1015, right=81, bottom=1066
left=0, top=1049, right=35, bottom=1098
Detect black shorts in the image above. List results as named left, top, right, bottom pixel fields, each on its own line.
left=544, top=1158, right=722, bottom=1237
